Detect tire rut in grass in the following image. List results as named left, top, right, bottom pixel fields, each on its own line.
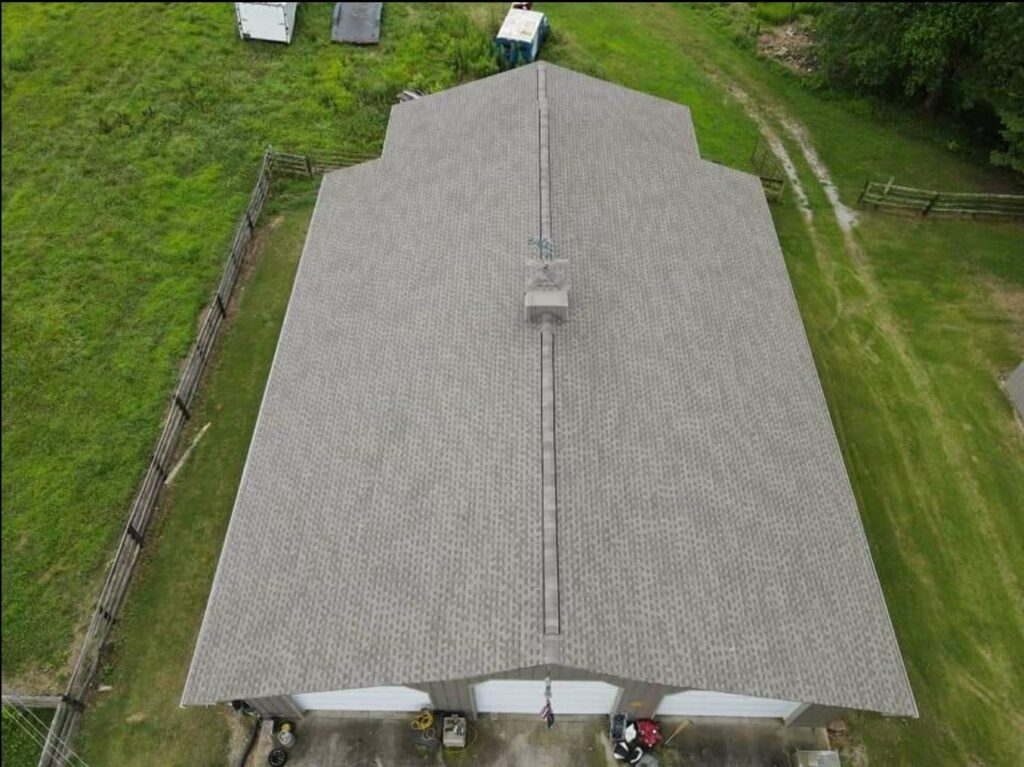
left=726, top=77, right=1024, bottom=617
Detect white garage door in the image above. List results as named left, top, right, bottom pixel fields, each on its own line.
left=292, top=685, right=431, bottom=712
left=656, top=690, right=801, bottom=719
left=473, top=680, right=621, bottom=714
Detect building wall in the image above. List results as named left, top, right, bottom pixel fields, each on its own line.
left=784, top=703, right=846, bottom=728
left=413, top=664, right=680, bottom=720
left=247, top=694, right=304, bottom=719
left=255, top=668, right=843, bottom=725
left=409, top=678, right=477, bottom=717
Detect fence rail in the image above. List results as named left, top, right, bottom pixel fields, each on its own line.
left=2, top=693, right=63, bottom=710
left=37, top=146, right=377, bottom=767
left=270, top=149, right=379, bottom=176
left=858, top=178, right=1024, bottom=219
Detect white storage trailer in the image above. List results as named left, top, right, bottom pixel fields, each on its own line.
left=496, top=8, right=549, bottom=66
left=235, top=3, right=298, bottom=44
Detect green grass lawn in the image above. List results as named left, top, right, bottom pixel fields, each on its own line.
left=1, top=1, right=498, bottom=685
left=4, top=3, right=1023, bottom=767
left=75, top=194, right=316, bottom=767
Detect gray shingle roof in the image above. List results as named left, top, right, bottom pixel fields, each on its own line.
left=1007, top=362, right=1024, bottom=418
left=182, top=64, right=916, bottom=718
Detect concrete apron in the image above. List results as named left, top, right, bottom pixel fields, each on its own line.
left=250, top=715, right=831, bottom=766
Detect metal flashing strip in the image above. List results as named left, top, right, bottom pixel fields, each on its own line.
left=536, top=64, right=562, bottom=655
left=540, top=318, right=560, bottom=637
left=538, top=64, right=552, bottom=243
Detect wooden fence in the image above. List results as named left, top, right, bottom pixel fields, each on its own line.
left=858, top=178, right=1024, bottom=219
left=751, top=137, right=787, bottom=202
left=271, top=149, right=379, bottom=176
left=37, top=146, right=377, bottom=767
left=2, top=692, right=63, bottom=710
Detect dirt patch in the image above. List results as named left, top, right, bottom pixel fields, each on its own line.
left=758, top=23, right=817, bottom=75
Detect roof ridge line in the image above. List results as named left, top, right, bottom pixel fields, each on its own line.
left=538, top=63, right=551, bottom=243
left=535, top=64, right=562, bottom=664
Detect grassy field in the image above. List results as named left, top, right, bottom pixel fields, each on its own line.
left=3, top=3, right=1022, bottom=767
left=1, top=1, right=497, bottom=685
left=75, top=194, right=317, bottom=766
left=541, top=4, right=1024, bottom=765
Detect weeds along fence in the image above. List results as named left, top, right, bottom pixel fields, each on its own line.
left=38, top=145, right=377, bottom=767
left=858, top=178, right=1024, bottom=220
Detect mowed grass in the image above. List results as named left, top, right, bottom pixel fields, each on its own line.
left=75, top=196, right=316, bottom=767
left=540, top=3, right=1023, bottom=765
left=1, top=2, right=498, bottom=684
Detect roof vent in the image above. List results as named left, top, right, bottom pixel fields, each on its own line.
left=525, top=289, right=568, bottom=323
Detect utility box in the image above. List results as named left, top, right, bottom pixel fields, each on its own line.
left=442, top=716, right=467, bottom=749
left=235, top=3, right=298, bottom=44
left=496, top=8, right=549, bottom=66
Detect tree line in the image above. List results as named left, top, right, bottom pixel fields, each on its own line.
left=816, top=3, right=1023, bottom=174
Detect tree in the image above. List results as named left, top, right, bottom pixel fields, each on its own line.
left=816, top=3, right=1024, bottom=173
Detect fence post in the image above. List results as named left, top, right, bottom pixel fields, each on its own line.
left=857, top=178, right=870, bottom=205
left=305, top=154, right=313, bottom=177
left=922, top=191, right=940, bottom=216
left=174, top=394, right=191, bottom=421
left=127, top=524, right=144, bottom=546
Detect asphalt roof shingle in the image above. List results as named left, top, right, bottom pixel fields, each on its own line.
left=1007, top=362, right=1024, bottom=419
left=182, top=64, right=916, bottom=718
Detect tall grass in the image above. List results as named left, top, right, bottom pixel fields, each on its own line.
left=753, top=2, right=822, bottom=25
